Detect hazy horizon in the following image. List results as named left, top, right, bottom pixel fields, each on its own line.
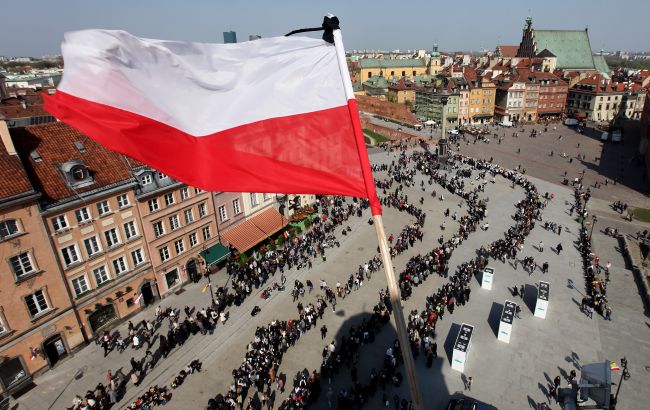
left=2, top=0, right=649, bottom=57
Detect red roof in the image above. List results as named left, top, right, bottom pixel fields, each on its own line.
left=0, top=135, right=33, bottom=199
left=11, top=123, right=135, bottom=204
left=497, top=45, right=520, bottom=58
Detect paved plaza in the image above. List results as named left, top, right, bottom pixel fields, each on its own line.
left=10, top=125, right=650, bottom=410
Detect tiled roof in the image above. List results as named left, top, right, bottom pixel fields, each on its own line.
left=359, top=58, right=426, bottom=69
left=11, top=123, right=135, bottom=204
left=497, top=45, right=520, bottom=58
left=388, top=77, right=418, bottom=91
left=592, top=54, right=611, bottom=79
left=533, top=30, right=595, bottom=70
left=0, top=132, right=33, bottom=200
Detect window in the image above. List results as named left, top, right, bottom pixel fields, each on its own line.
left=97, top=200, right=110, bottom=216
left=75, top=208, right=91, bottom=224
left=174, top=239, right=185, bottom=254
left=164, top=193, right=175, bottom=206
left=157, top=172, right=168, bottom=180
left=0, top=219, right=20, bottom=239
left=148, top=198, right=160, bottom=213
left=194, top=187, right=203, bottom=194
left=263, top=193, right=271, bottom=202
left=153, top=221, right=165, bottom=238
left=218, top=205, right=228, bottom=222
left=117, top=194, right=130, bottom=208
left=250, top=193, right=259, bottom=207
left=180, top=187, right=190, bottom=200
left=61, top=245, right=81, bottom=267
left=83, top=236, right=102, bottom=257
left=141, top=174, right=153, bottom=185
left=401, top=71, right=406, bottom=76
left=169, top=215, right=180, bottom=231
left=10, top=252, right=35, bottom=279
left=233, top=199, right=241, bottom=215
left=25, top=289, right=49, bottom=317
left=51, top=215, right=69, bottom=232
left=93, top=265, right=111, bottom=286
left=72, top=275, right=90, bottom=297
left=124, top=221, right=138, bottom=240
left=184, top=209, right=194, bottom=224
left=112, top=256, right=128, bottom=275
left=159, top=246, right=170, bottom=262
left=202, top=226, right=211, bottom=241
left=198, top=203, right=207, bottom=217
left=131, top=248, right=145, bottom=266
left=189, top=232, right=198, bottom=247
left=104, top=228, right=121, bottom=248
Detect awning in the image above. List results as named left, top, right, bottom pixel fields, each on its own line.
left=472, top=114, right=493, bottom=118
left=200, top=243, right=231, bottom=265
left=221, top=207, right=289, bottom=253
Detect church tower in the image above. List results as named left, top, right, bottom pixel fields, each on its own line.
left=517, top=16, right=535, bottom=57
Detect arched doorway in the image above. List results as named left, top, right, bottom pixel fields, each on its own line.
left=88, top=304, right=118, bottom=333
left=42, top=334, right=68, bottom=367
left=140, top=282, right=155, bottom=306
left=186, top=259, right=199, bottom=283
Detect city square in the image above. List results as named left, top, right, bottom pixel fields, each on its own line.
left=5, top=122, right=648, bottom=409
left=1, top=2, right=650, bottom=410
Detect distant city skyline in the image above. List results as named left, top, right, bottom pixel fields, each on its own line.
left=1, top=0, right=649, bottom=56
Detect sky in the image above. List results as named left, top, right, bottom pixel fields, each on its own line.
left=2, top=0, right=649, bottom=57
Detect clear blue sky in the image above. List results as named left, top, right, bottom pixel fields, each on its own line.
left=2, top=0, right=648, bottom=56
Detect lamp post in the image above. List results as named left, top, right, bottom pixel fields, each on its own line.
left=589, top=214, right=597, bottom=241
left=201, top=246, right=216, bottom=306
left=613, top=356, right=630, bottom=407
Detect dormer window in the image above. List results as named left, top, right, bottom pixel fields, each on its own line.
left=71, top=165, right=87, bottom=181
left=60, top=160, right=94, bottom=189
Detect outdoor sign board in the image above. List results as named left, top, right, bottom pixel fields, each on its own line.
left=481, top=267, right=494, bottom=290
left=535, top=281, right=550, bottom=318
left=498, top=300, right=517, bottom=343
left=452, top=323, right=474, bottom=372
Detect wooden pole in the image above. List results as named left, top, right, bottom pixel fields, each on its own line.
left=330, top=25, right=424, bottom=410
left=373, top=214, right=424, bottom=410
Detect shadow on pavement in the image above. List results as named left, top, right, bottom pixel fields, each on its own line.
left=444, top=323, right=461, bottom=366
left=487, top=302, right=503, bottom=338
left=524, top=284, right=538, bottom=314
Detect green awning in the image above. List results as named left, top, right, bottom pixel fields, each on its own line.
left=200, top=243, right=230, bottom=265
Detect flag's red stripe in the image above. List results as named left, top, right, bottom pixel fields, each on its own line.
left=44, top=91, right=372, bottom=200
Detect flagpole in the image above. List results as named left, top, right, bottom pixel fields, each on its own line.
left=330, top=19, right=424, bottom=410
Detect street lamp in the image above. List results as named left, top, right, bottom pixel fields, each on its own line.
left=201, top=246, right=216, bottom=306
left=589, top=214, right=597, bottom=241
left=613, top=356, right=630, bottom=407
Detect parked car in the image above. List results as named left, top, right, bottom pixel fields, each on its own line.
left=448, top=129, right=459, bottom=135
left=611, top=129, right=622, bottom=143
left=600, top=132, right=609, bottom=141
left=500, top=120, right=513, bottom=127
left=564, top=118, right=579, bottom=126
left=446, top=396, right=498, bottom=410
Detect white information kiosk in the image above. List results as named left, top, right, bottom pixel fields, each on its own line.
left=451, top=323, right=474, bottom=372
left=481, top=267, right=494, bottom=290
left=534, top=281, right=550, bottom=318
left=498, top=300, right=516, bottom=343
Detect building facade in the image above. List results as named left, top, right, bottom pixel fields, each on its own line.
left=359, top=58, right=428, bottom=81
left=0, top=123, right=85, bottom=395
left=133, top=170, right=220, bottom=296
left=11, top=123, right=156, bottom=338
left=566, top=74, right=624, bottom=123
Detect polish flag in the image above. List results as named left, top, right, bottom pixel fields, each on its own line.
left=44, top=29, right=381, bottom=214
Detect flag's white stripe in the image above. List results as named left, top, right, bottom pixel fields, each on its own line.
left=58, top=30, right=347, bottom=136
left=333, top=30, right=355, bottom=101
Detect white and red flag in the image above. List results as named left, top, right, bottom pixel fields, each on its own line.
left=44, top=29, right=381, bottom=214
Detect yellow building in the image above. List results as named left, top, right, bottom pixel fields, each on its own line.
left=359, top=58, right=428, bottom=81
left=387, top=78, right=417, bottom=105
left=467, top=76, right=496, bottom=123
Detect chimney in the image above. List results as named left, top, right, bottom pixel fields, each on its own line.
left=0, top=120, right=17, bottom=156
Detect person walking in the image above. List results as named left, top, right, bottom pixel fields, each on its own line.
left=542, top=262, right=549, bottom=274
left=466, top=376, right=473, bottom=391
left=556, top=243, right=563, bottom=255
left=320, top=325, right=328, bottom=340
left=539, top=240, right=544, bottom=252
left=519, top=285, right=525, bottom=299
left=515, top=304, right=522, bottom=318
